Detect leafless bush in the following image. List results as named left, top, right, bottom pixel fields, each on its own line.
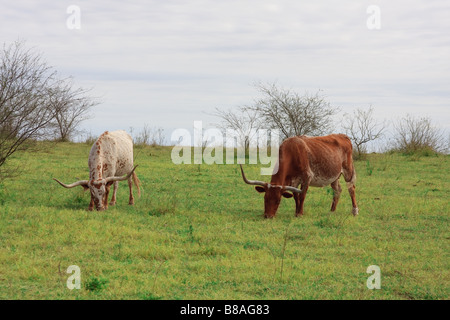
left=213, top=83, right=339, bottom=155
left=212, top=105, right=260, bottom=152
left=81, top=131, right=98, bottom=146
left=47, top=77, right=99, bottom=142
left=392, top=115, right=446, bottom=154
left=250, top=82, right=339, bottom=139
left=135, top=124, right=165, bottom=147
left=0, top=40, right=58, bottom=177
left=342, top=106, right=386, bottom=159
left=0, top=40, right=98, bottom=180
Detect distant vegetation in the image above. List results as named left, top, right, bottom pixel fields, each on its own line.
left=1, top=39, right=447, bottom=184
left=213, top=83, right=448, bottom=160
left=391, top=114, right=447, bottom=155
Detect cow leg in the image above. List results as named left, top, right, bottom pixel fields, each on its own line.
left=347, top=184, right=358, bottom=216
left=343, top=163, right=359, bottom=216
left=330, top=179, right=342, bottom=212
left=103, top=183, right=112, bottom=210
left=88, top=195, right=94, bottom=211
left=295, top=184, right=309, bottom=217
left=294, top=193, right=301, bottom=215
left=109, top=181, right=118, bottom=206
left=128, top=177, right=134, bottom=205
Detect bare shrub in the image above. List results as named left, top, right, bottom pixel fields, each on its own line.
left=342, top=106, right=386, bottom=159
left=212, top=106, right=260, bottom=153
left=0, top=40, right=99, bottom=180
left=392, top=115, right=445, bottom=155
left=47, top=77, right=99, bottom=142
left=81, top=131, right=97, bottom=146
left=250, top=82, right=339, bottom=139
left=0, top=40, right=58, bottom=178
left=135, top=124, right=165, bottom=147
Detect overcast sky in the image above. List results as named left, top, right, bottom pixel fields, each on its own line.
left=2, top=0, right=449, bottom=147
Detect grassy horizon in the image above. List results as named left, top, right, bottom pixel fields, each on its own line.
left=0, top=142, right=448, bottom=299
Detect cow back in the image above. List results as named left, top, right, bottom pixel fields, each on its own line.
left=89, top=130, right=134, bottom=180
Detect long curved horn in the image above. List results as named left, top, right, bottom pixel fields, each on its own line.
left=105, top=165, right=138, bottom=183
left=239, top=164, right=267, bottom=187
left=283, top=185, right=303, bottom=193
left=53, top=178, right=89, bottom=188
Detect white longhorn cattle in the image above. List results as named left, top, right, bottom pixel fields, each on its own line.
left=54, top=130, right=140, bottom=211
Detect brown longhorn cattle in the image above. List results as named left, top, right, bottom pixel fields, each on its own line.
left=240, top=134, right=358, bottom=218
left=53, top=130, right=140, bottom=211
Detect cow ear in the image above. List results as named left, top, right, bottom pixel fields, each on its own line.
left=255, top=186, right=266, bottom=193
left=82, top=184, right=89, bottom=191
left=282, top=192, right=293, bottom=198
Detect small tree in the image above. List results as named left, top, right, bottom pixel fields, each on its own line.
left=134, top=124, right=165, bottom=147
left=392, top=114, right=446, bottom=154
left=342, top=106, right=386, bottom=159
left=0, top=40, right=98, bottom=179
left=213, top=106, right=260, bottom=152
left=250, top=83, right=339, bottom=139
left=0, top=41, right=58, bottom=174
left=48, top=78, right=98, bottom=142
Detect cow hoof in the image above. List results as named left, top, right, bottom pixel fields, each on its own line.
left=352, top=207, right=359, bottom=216
left=109, top=201, right=116, bottom=206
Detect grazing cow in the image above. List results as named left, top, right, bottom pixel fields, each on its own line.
left=240, top=134, right=358, bottom=218
left=54, top=130, right=141, bottom=211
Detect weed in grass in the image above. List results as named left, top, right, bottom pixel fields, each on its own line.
left=279, top=224, right=290, bottom=283
left=188, top=223, right=195, bottom=243
left=146, top=193, right=177, bottom=217
left=152, top=259, right=167, bottom=295
left=326, top=187, right=333, bottom=196
left=366, top=160, right=374, bottom=176
left=0, top=183, right=5, bottom=205
left=176, top=221, right=197, bottom=244
left=148, top=207, right=171, bottom=217
left=266, top=223, right=292, bottom=283
left=112, top=241, right=132, bottom=263
left=138, top=292, right=163, bottom=300
left=73, top=194, right=85, bottom=206
left=114, top=241, right=122, bottom=259
left=85, top=276, right=108, bottom=292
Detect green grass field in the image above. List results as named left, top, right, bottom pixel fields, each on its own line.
left=0, top=142, right=448, bottom=299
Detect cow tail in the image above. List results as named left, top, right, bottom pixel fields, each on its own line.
left=132, top=172, right=141, bottom=197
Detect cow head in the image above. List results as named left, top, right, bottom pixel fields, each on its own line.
left=255, top=185, right=294, bottom=218
left=86, top=179, right=112, bottom=211
left=54, top=165, right=138, bottom=211
left=240, top=165, right=301, bottom=218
